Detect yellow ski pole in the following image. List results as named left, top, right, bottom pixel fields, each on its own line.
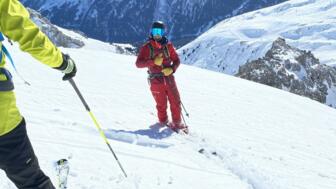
left=68, top=78, right=127, bottom=178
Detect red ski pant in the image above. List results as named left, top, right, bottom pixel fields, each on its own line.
left=150, top=76, right=181, bottom=123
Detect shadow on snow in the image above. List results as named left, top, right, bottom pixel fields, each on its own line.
left=104, top=123, right=174, bottom=148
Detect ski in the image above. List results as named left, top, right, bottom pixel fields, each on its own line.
left=55, top=159, right=70, bottom=189
left=171, top=127, right=189, bottom=135
left=164, top=123, right=189, bottom=135
left=153, top=122, right=189, bottom=135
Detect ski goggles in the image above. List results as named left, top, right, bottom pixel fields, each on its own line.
left=151, top=28, right=164, bottom=36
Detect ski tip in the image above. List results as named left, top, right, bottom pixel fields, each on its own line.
left=56, top=159, right=68, bottom=165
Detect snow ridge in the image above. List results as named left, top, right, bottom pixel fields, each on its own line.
left=21, top=0, right=286, bottom=44
left=179, top=0, right=336, bottom=73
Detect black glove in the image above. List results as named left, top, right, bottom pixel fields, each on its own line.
left=56, top=53, right=77, bottom=80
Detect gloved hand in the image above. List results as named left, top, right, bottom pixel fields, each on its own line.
left=154, top=53, right=163, bottom=66
left=56, top=53, right=77, bottom=80
left=161, top=67, right=173, bottom=76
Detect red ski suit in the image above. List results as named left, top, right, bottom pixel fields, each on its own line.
left=136, top=38, right=182, bottom=123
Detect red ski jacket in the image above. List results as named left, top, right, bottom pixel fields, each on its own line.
left=136, top=38, right=180, bottom=75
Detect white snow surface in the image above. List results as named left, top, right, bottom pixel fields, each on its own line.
left=1, top=38, right=336, bottom=189
left=179, top=0, right=336, bottom=74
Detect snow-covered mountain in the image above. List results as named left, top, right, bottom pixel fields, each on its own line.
left=21, top=0, right=286, bottom=45
left=1, top=23, right=336, bottom=189
left=237, top=38, right=336, bottom=107
left=27, top=8, right=136, bottom=55
left=28, top=8, right=85, bottom=48
left=179, top=0, right=336, bottom=74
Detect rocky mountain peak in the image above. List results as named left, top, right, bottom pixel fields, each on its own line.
left=28, top=8, right=85, bottom=48
left=237, top=38, right=336, bottom=107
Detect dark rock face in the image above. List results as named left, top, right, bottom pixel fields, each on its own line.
left=28, top=8, right=137, bottom=55
left=237, top=38, right=336, bottom=106
left=21, top=0, right=286, bottom=45
left=28, top=8, right=85, bottom=48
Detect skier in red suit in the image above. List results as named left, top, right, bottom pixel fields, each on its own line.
left=136, top=21, right=188, bottom=133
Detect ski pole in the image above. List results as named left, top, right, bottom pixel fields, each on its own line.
left=68, top=78, right=127, bottom=178
left=171, top=87, right=190, bottom=118
left=170, top=87, right=189, bottom=127
left=180, top=101, right=189, bottom=118
left=181, top=110, right=188, bottom=128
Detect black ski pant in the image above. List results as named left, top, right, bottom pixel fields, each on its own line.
left=0, top=118, right=55, bottom=189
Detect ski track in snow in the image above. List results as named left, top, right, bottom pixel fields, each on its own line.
left=183, top=134, right=264, bottom=189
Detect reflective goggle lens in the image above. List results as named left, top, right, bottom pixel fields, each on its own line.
left=151, top=28, right=164, bottom=36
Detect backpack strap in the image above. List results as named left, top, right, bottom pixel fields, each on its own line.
left=0, top=32, right=30, bottom=85
left=0, top=32, right=4, bottom=42
left=0, top=33, right=14, bottom=91
left=0, top=32, right=4, bottom=62
left=0, top=68, right=14, bottom=91
left=163, top=45, right=170, bottom=59
left=147, top=42, right=170, bottom=59
left=147, top=42, right=155, bottom=59
left=0, top=38, right=18, bottom=74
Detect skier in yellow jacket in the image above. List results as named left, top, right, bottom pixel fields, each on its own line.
left=0, top=0, right=77, bottom=188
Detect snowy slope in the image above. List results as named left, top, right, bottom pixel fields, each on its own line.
left=1, top=38, right=336, bottom=189
left=179, top=0, right=336, bottom=74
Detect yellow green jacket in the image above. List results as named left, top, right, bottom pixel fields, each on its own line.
left=0, top=0, right=63, bottom=136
